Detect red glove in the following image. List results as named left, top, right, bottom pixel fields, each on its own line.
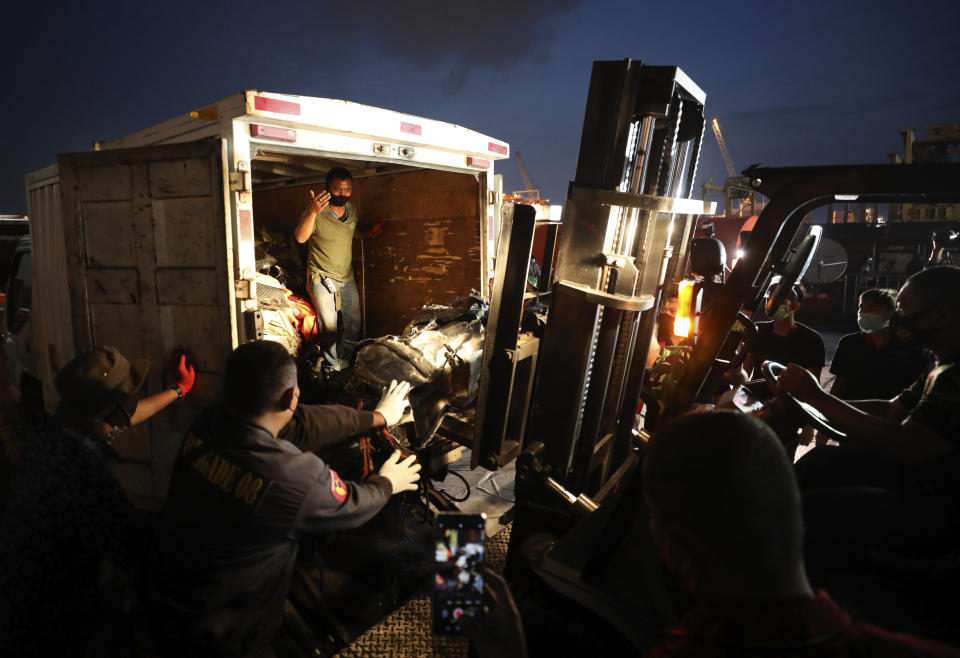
left=174, top=353, right=196, bottom=395
left=367, top=220, right=385, bottom=239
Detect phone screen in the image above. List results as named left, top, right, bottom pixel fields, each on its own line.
left=433, top=512, right=486, bottom=635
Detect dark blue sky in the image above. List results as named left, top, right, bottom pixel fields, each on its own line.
left=2, top=0, right=957, bottom=213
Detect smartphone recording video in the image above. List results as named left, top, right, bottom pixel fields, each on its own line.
left=433, top=512, right=486, bottom=635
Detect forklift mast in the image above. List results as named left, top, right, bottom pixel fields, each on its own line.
left=524, top=60, right=709, bottom=499
left=471, top=59, right=716, bottom=649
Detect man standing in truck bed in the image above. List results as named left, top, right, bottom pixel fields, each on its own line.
left=295, top=167, right=378, bottom=372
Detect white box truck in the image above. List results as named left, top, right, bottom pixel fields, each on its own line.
left=23, top=91, right=509, bottom=507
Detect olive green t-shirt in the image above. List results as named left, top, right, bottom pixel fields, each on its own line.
left=306, top=201, right=358, bottom=282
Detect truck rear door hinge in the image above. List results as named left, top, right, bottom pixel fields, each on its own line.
left=235, top=277, right=257, bottom=300
left=229, top=171, right=252, bottom=193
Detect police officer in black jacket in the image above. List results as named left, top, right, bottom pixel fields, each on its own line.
left=147, top=340, right=420, bottom=658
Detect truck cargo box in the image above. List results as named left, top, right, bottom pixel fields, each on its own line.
left=24, top=91, right=508, bottom=507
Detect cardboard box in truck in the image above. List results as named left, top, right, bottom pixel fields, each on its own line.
left=23, top=91, right=509, bottom=507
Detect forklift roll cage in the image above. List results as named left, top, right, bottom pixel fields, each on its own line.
left=663, top=161, right=960, bottom=420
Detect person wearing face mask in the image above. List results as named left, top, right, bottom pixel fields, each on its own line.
left=777, top=266, right=960, bottom=573
left=828, top=288, right=934, bottom=401
left=294, top=167, right=382, bottom=372
left=726, top=282, right=826, bottom=388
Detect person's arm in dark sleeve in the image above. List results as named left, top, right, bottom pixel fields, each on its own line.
left=900, top=364, right=960, bottom=442
left=778, top=364, right=954, bottom=463
left=295, top=458, right=392, bottom=533
left=279, top=404, right=379, bottom=452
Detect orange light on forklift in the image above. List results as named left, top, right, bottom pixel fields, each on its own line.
left=673, top=279, right=695, bottom=338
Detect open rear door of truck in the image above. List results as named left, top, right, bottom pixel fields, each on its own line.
left=57, top=138, right=234, bottom=506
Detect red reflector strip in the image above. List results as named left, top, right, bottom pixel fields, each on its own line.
left=400, top=121, right=422, bottom=136
left=238, top=210, right=254, bottom=244
left=254, top=95, right=301, bottom=115
left=467, top=157, right=491, bottom=169
left=488, top=142, right=507, bottom=155
left=250, top=124, right=297, bottom=142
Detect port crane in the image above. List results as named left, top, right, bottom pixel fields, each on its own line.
left=707, top=116, right=762, bottom=216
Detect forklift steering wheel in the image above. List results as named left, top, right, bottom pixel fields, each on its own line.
left=761, top=360, right=787, bottom=390
left=761, top=360, right=846, bottom=441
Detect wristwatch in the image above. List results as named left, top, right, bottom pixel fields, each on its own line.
left=167, top=384, right=184, bottom=400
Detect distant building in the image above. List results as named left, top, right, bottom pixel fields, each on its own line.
left=887, top=124, right=960, bottom=222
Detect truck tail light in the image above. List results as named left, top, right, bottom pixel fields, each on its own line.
left=673, top=279, right=695, bottom=338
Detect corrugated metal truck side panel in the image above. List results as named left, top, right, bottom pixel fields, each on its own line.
left=25, top=165, right=74, bottom=410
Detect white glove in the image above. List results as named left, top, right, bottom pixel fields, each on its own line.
left=374, top=380, right=411, bottom=426
left=378, top=449, right=421, bottom=494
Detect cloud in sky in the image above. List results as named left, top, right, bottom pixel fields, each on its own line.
left=322, top=0, right=581, bottom=90
left=728, top=89, right=946, bottom=122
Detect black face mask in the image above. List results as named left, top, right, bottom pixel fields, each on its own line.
left=889, top=307, right=942, bottom=346
left=329, top=194, right=349, bottom=207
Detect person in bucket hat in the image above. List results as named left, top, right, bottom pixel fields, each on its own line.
left=54, top=345, right=196, bottom=444
left=0, top=345, right=196, bottom=657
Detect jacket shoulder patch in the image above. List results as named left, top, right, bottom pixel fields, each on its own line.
left=330, top=469, right=348, bottom=502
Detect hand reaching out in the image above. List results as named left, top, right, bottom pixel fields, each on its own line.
left=173, top=352, right=196, bottom=396
left=374, top=380, right=411, bottom=426
left=377, top=449, right=421, bottom=494
left=776, top=363, right=823, bottom=403
left=307, top=189, right=331, bottom=216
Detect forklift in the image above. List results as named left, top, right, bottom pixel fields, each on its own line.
left=471, top=58, right=960, bottom=654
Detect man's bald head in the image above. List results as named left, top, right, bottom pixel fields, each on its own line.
left=643, top=411, right=804, bottom=581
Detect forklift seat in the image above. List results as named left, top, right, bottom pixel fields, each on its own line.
left=689, top=238, right=726, bottom=280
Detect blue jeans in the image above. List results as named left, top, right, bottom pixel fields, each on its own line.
left=308, top=276, right=360, bottom=367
